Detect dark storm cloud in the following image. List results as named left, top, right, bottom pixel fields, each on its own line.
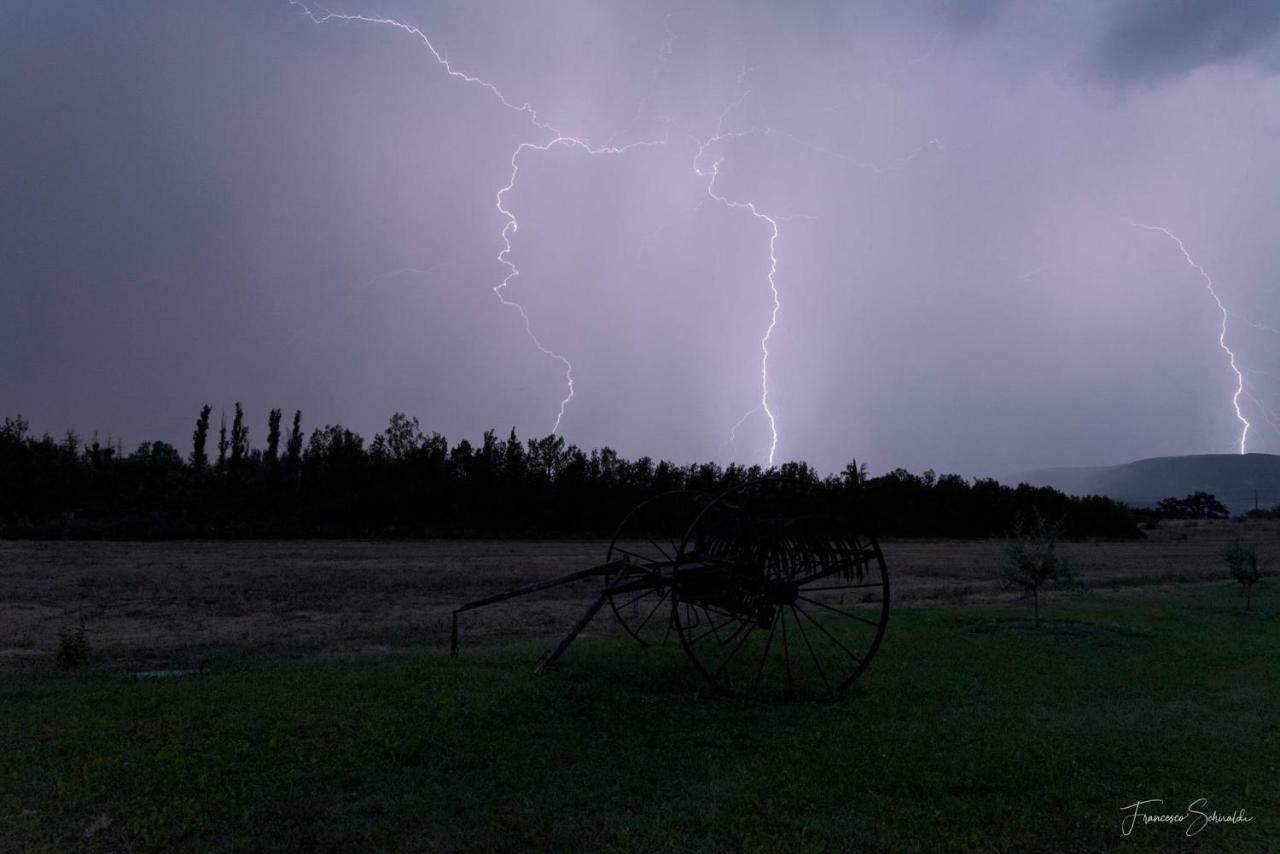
left=1094, top=0, right=1280, bottom=85
left=3, top=1, right=1280, bottom=477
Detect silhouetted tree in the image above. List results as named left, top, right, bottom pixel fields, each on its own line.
left=1156, top=491, right=1229, bottom=520
left=130, top=441, right=182, bottom=466
left=191, top=405, right=212, bottom=469
left=230, top=402, right=249, bottom=467
left=382, top=413, right=423, bottom=461
left=285, top=410, right=304, bottom=471
left=61, top=430, right=80, bottom=462
left=265, top=408, right=282, bottom=464
left=1, top=415, right=29, bottom=443
left=216, top=413, right=228, bottom=471
left=0, top=407, right=1144, bottom=540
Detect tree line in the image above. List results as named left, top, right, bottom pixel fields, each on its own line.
left=0, top=408, right=1141, bottom=539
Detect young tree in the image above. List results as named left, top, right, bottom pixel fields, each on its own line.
left=216, top=413, right=228, bottom=471
left=229, top=402, right=249, bottom=467
left=1002, top=513, right=1075, bottom=627
left=190, top=405, right=212, bottom=469
left=1223, top=542, right=1261, bottom=611
left=265, top=408, right=282, bottom=464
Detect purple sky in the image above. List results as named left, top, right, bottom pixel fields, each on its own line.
left=3, top=1, right=1280, bottom=476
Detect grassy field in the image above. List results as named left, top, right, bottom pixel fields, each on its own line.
left=3, top=582, right=1275, bottom=852
left=3, top=519, right=1273, bottom=671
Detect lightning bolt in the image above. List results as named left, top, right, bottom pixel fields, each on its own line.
left=496, top=135, right=665, bottom=432
left=695, top=94, right=784, bottom=466
left=291, top=1, right=665, bottom=434
left=1131, top=222, right=1250, bottom=454
left=292, top=2, right=934, bottom=461
left=699, top=101, right=941, bottom=465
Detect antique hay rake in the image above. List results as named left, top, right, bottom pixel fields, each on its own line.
left=451, top=478, right=889, bottom=698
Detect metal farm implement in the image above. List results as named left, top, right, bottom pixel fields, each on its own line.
left=451, top=479, right=890, bottom=699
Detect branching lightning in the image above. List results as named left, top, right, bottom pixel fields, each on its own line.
left=291, top=1, right=665, bottom=434
left=291, top=3, right=940, bottom=461
left=1131, top=222, right=1250, bottom=454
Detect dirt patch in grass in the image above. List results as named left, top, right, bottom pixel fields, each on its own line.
left=1, top=518, right=1273, bottom=671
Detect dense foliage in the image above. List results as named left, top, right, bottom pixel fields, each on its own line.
left=0, top=410, right=1141, bottom=539
left=1154, top=491, right=1230, bottom=519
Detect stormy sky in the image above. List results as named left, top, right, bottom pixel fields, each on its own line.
left=3, top=0, right=1280, bottom=477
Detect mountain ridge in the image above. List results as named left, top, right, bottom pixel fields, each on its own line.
left=1009, top=453, right=1280, bottom=514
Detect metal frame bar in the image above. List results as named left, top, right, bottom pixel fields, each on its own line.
left=450, top=558, right=628, bottom=657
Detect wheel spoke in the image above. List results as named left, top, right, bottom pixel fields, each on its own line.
left=634, top=589, right=670, bottom=633
left=752, top=612, right=779, bottom=693
left=789, top=605, right=832, bottom=698
left=793, top=601, right=863, bottom=665
left=686, top=609, right=741, bottom=646
left=796, top=594, right=882, bottom=628
left=647, top=537, right=673, bottom=562
left=700, top=605, right=726, bottom=644
left=780, top=609, right=794, bottom=693
left=614, top=586, right=655, bottom=613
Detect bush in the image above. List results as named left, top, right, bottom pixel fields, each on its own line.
left=55, top=623, right=90, bottom=670
left=1223, top=542, right=1261, bottom=611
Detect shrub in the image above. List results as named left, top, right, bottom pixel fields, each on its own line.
left=1223, top=542, right=1261, bottom=611
left=55, top=623, right=90, bottom=670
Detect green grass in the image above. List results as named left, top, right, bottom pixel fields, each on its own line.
left=3, top=586, right=1277, bottom=853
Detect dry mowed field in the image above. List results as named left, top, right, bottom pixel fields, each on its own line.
left=2, top=519, right=1276, bottom=671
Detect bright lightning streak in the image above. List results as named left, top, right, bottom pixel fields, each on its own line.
left=289, top=2, right=553, bottom=131
left=696, top=94, right=784, bottom=466
left=699, top=105, right=939, bottom=464
left=496, top=135, right=665, bottom=432
left=291, top=1, right=665, bottom=434
left=1131, top=222, right=1250, bottom=454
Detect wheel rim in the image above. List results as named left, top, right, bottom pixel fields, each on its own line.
left=671, top=479, right=889, bottom=699
left=604, top=490, right=694, bottom=645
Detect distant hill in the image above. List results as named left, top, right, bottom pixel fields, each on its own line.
left=1009, top=453, right=1280, bottom=515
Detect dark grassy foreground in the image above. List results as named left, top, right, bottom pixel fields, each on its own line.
left=3, top=588, right=1277, bottom=853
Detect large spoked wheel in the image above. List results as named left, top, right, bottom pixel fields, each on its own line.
left=670, top=479, right=889, bottom=700
left=604, top=490, right=696, bottom=645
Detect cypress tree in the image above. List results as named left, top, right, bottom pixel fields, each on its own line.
left=230, top=403, right=249, bottom=466
left=191, top=405, right=212, bottom=469
left=266, top=408, right=282, bottom=464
